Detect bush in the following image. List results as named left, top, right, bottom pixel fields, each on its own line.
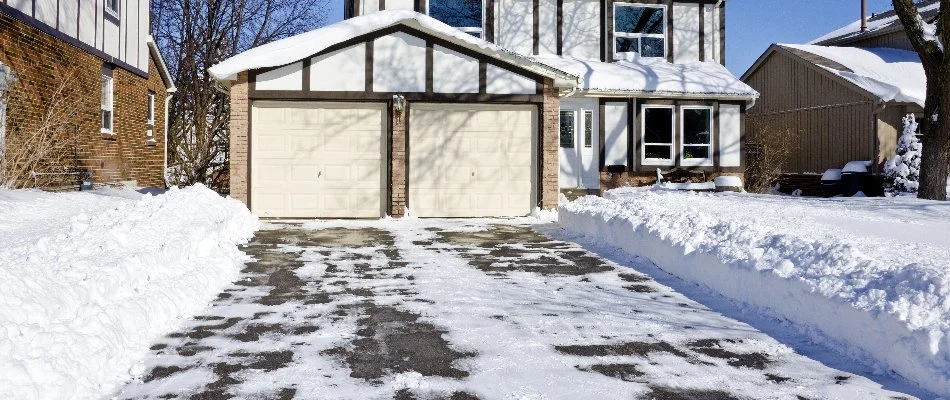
left=884, top=114, right=922, bottom=195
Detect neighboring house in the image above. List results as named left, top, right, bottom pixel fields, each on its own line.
left=741, top=1, right=930, bottom=194
left=0, top=0, right=176, bottom=188
left=212, top=1, right=757, bottom=219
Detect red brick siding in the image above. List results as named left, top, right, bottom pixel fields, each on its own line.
left=0, top=11, right=167, bottom=188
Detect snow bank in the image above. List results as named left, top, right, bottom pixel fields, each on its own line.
left=0, top=185, right=257, bottom=400
left=559, top=188, right=950, bottom=396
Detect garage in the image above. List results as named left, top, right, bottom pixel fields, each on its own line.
left=409, top=104, right=537, bottom=218
left=250, top=102, right=387, bottom=218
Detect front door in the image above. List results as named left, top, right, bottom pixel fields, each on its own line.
left=558, top=99, right=599, bottom=189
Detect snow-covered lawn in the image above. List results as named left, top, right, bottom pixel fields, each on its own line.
left=559, top=188, right=950, bottom=396
left=0, top=185, right=257, bottom=400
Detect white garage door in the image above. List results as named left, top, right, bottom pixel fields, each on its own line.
left=251, top=102, right=386, bottom=218
left=409, top=104, right=536, bottom=217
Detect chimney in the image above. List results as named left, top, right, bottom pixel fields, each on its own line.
left=861, top=0, right=868, bottom=32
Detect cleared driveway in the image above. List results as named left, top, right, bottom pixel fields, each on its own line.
left=114, top=220, right=914, bottom=400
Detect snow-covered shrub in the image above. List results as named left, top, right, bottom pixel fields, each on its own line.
left=884, top=114, right=922, bottom=194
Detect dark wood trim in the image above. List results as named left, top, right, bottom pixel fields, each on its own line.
left=673, top=99, right=681, bottom=167
left=719, top=1, right=726, bottom=66
left=403, top=103, right=410, bottom=214
left=302, top=57, right=311, bottom=92
left=532, top=0, right=540, bottom=55
left=103, top=0, right=119, bottom=24
left=712, top=102, right=720, bottom=167
left=556, top=0, right=563, bottom=55
left=598, top=98, right=606, bottom=170
left=633, top=99, right=641, bottom=171
left=627, top=98, right=635, bottom=171
left=606, top=0, right=613, bottom=61
left=665, top=0, right=674, bottom=63
left=55, top=0, right=59, bottom=29
left=415, top=0, right=426, bottom=14
left=478, top=62, right=488, bottom=94
left=378, top=0, right=385, bottom=10
left=600, top=0, right=606, bottom=62
left=0, top=2, right=148, bottom=78
left=698, top=3, right=705, bottom=62
left=485, top=0, right=494, bottom=43
left=536, top=103, right=544, bottom=208
left=425, top=42, right=434, bottom=94
left=365, top=41, right=374, bottom=93
left=76, top=0, right=80, bottom=38
left=249, top=91, right=546, bottom=104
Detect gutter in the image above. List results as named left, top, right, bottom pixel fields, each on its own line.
left=164, top=90, right=174, bottom=187
left=581, top=89, right=757, bottom=102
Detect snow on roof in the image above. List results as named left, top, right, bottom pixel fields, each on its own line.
left=780, top=44, right=925, bottom=106
left=209, top=10, right=575, bottom=83
left=810, top=0, right=940, bottom=45
left=532, top=54, right=758, bottom=99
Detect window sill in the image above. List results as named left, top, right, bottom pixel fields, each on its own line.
left=100, top=131, right=116, bottom=140
left=146, top=138, right=157, bottom=147
left=642, top=159, right=675, bottom=167
left=104, top=9, right=120, bottom=24
left=680, top=159, right=714, bottom=167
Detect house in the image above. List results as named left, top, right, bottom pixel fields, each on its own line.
left=211, top=1, right=757, bottom=219
left=741, top=1, right=930, bottom=195
left=0, top=0, right=175, bottom=189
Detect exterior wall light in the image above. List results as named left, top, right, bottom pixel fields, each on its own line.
left=392, top=95, right=407, bottom=119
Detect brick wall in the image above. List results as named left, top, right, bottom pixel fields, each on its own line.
left=0, top=11, right=166, bottom=188
left=600, top=170, right=747, bottom=192
left=390, top=103, right=406, bottom=217
left=228, top=72, right=249, bottom=205
left=540, top=79, right=560, bottom=210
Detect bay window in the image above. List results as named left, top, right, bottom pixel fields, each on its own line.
left=614, top=3, right=666, bottom=58
left=642, top=105, right=674, bottom=165
left=681, top=106, right=713, bottom=165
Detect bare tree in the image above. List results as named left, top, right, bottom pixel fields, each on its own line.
left=0, top=73, right=92, bottom=188
left=891, top=0, right=950, bottom=200
left=744, top=118, right=801, bottom=194
left=151, top=0, right=329, bottom=191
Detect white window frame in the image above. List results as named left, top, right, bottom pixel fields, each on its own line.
left=101, top=74, right=114, bottom=134
left=613, top=3, right=668, bottom=59
left=105, top=0, right=120, bottom=19
left=426, top=0, right=485, bottom=38
left=146, top=92, right=156, bottom=139
left=680, top=105, right=714, bottom=167
left=641, top=104, right=675, bottom=166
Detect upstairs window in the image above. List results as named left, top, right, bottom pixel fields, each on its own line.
left=105, top=0, right=120, bottom=19
left=428, top=0, right=483, bottom=38
left=614, top=3, right=666, bottom=58
left=101, top=74, right=114, bottom=134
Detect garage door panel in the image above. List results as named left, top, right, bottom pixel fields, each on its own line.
left=252, top=102, right=386, bottom=218
left=409, top=104, right=536, bottom=217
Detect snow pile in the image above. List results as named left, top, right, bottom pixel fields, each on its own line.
left=533, top=54, right=758, bottom=98
left=559, top=188, right=950, bottom=395
left=781, top=44, right=925, bottom=107
left=0, top=185, right=257, bottom=400
left=885, top=114, right=922, bottom=194
left=842, top=160, right=872, bottom=173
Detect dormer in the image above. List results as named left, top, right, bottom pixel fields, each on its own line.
left=343, top=0, right=726, bottom=65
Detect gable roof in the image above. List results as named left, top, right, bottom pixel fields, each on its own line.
left=533, top=54, right=758, bottom=100
left=811, top=0, right=940, bottom=46
left=744, top=44, right=925, bottom=107
left=209, top=10, right=577, bottom=86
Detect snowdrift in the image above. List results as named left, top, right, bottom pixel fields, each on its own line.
left=559, top=188, right=950, bottom=396
left=0, top=185, right=258, bottom=399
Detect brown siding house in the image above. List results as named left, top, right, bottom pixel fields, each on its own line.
left=0, top=1, right=175, bottom=189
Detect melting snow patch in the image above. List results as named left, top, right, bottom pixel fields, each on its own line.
left=0, top=185, right=257, bottom=399
left=559, top=188, right=950, bottom=396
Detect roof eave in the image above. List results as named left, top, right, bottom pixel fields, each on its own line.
left=147, top=36, right=177, bottom=92
left=580, top=89, right=758, bottom=102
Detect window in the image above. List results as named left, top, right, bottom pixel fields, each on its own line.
left=428, top=0, right=483, bottom=38
left=105, top=0, right=120, bottom=18
left=147, top=92, right=155, bottom=125
left=584, top=110, right=593, bottom=148
left=642, top=105, right=674, bottom=164
left=614, top=3, right=666, bottom=58
left=560, top=110, right=576, bottom=148
left=681, top=107, right=713, bottom=165
left=101, top=74, right=114, bottom=134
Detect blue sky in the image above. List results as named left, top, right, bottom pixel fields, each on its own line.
left=323, top=0, right=899, bottom=77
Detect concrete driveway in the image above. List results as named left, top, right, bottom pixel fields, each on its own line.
left=114, top=219, right=915, bottom=400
